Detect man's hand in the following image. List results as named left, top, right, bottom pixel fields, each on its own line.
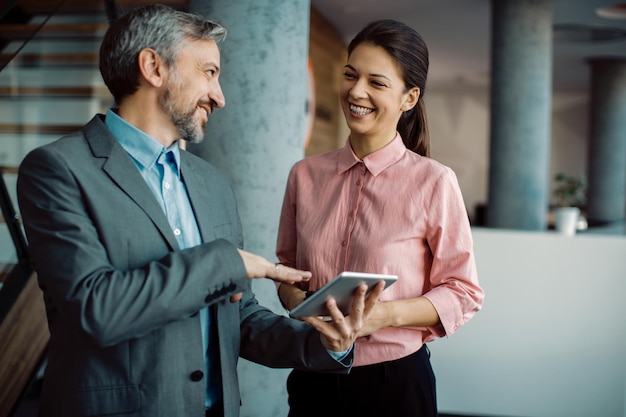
left=231, top=249, right=311, bottom=303
left=301, top=281, right=385, bottom=352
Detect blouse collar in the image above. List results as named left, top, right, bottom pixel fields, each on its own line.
left=337, top=133, right=407, bottom=177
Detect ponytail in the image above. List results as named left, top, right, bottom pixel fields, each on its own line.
left=398, top=99, right=429, bottom=157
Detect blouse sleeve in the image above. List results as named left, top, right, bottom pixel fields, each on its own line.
left=422, top=167, right=485, bottom=339
left=276, top=165, right=298, bottom=269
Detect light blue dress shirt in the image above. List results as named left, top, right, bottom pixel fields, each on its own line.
left=105, top=109, right=220, bottom=409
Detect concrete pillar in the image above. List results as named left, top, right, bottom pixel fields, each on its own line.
left=487, top=0, right=552, bottom=230
left=586, top=58, right=626, bottom=226
left=188, top=1, right=310, bottom=416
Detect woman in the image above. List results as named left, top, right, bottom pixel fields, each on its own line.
left=276, top=19, right=484, bottom=417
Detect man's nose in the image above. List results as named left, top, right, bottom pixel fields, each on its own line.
left=211, top=83, right=225, bottom=108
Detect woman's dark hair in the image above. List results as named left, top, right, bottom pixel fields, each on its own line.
left=348, top=19, right=430, bottom=157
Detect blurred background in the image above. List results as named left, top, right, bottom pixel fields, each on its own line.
left=1, top=1, right=625, bottom=417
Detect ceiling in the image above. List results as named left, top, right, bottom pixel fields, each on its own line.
left=310, top=0, right=626, bottom=91
left=2, top=0, right=624, bottom=92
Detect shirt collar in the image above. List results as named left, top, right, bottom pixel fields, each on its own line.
left=337, top=133, right=407, bottom=177
left=105, top=108, right=181, bottom=175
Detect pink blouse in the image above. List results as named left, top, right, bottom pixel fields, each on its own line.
left=277, top=134, right=484, bottom=366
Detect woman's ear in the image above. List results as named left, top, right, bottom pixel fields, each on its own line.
left=138, top=48, right=166, bottom=88
left=402, top=86, right=421, bottom=111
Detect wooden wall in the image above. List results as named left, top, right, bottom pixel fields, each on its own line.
left=306, top=7, right=347, bottom=157
left=0, top=272, right=49, bottom=417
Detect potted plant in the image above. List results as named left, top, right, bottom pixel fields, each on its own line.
left=552, top=172, right=587, bottom=236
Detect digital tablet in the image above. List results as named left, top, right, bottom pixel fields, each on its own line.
left=289, top=271, right=397, bottom=318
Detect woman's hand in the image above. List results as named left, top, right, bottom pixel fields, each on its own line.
left=302, top=281, right=385, bottom=352
left=356, top=301, right=392, bottom=337
left=357, top=296, right=442, bottom=336
left=277, top=283, right=307, bottom=311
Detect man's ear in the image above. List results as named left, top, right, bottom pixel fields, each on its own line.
left=138, top=48, right=166, bottom=88
left=402, top=87, right=421, bottom=112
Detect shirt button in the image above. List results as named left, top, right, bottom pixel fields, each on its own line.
left=164, top=182, right=171, bottom=190
left=356, top=180, right=361, bottom=186
left=341, top=240, right=347, bottom=247
left=190, top=370, right=204, bottom=381
left=173, top=228, right=181, bottom=236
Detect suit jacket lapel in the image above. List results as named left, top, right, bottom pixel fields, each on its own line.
left=83, top=115, right=180, bottom=251
left=179, top=155, right=216, bottom=244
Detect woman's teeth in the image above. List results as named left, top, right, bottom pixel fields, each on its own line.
left=350, top=104, right=373, bottom=116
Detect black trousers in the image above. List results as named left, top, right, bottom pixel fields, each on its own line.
left=287, top=344, right=437, bottom=417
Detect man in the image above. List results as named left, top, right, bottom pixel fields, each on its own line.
left=17, top=5, right=382, bottom=417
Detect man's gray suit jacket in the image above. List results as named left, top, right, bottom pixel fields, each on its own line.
left=17, top=115, right=347, bottom=417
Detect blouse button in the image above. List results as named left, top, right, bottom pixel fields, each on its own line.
left=341, top=241, right=347, bottom=247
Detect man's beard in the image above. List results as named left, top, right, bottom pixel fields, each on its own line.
left=160, top=80, right=206, bottom=144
